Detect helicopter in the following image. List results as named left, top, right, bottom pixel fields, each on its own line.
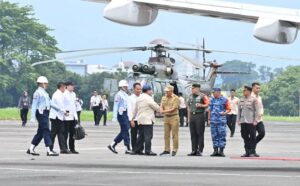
left=31, top=38, right=300, bottom=103
left=124, top=38, right=248, bottom=101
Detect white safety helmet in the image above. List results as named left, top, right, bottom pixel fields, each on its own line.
left=118, top=80, right=128, bottom=87
left=36, top=76, right=48, bottom=84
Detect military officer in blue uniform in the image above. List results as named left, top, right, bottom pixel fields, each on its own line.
left=27, top=76, right=61, bottom=156
left=108, top=80, right=131, bottom=154
left=208, top=88, right=231, bottom=157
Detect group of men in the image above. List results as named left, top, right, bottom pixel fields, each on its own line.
left=26, top=76, right=265, bottom=158
left=26, top=76, right=81, bottom=156
left=107, top=80, right=182, bottom=156
left=90, top=91, right=109, bottom=126
left=107, top=79, right=265, bottom=158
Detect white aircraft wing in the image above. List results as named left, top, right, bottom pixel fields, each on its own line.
left=85, top=0, right=300, bottom=44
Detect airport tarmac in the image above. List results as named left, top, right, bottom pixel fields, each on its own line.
left=0, top=120, right=299, bottom=186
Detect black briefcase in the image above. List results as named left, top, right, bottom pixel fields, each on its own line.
left=74, top=124, right=86, bottom=140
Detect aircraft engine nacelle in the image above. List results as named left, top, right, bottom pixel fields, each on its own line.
left=253, top=18, right=298, bottom=44
left=103, top=0, right=158, bottom=26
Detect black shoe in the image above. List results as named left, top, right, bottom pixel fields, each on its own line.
left=171, top=151, right=177, bottom=156
left=253, top=152, right=260, bottom=157
left=145, top=151, right=157, bottom=156
left=60, top=150, right=72, bottom=154
left=47, top=151, right=59, bottom=156
left=185, top=125, right=188, bottom=127
left=130, top=151, right=138, bottom=155
left=160, top=151, right=170, bottom=156
left=187, top=151, right=197, bottom=156
left=230, top=134, right=234, bottom=137
left=241, top=149, right=250, bottom=157
left=248, top=149, right=259, bottom=157
left=70, top=150, right=79, bottom=154
left=125, top=150, right=132, bottom=154
left=196, top=151, right=202, bottom=156
left=136, top=151, right=144, bottom=155
left=219, top=148, right=225, bottom=157
left=26, top=149, right=40, bottom=156
left=108, top=145, right=118, bottom=154
left=210, top=148, right=219, bottom=157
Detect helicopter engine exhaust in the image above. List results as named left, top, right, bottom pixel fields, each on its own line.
left=103, top=0, right=158, bottom=26
left=132, top=64, right=156, bottom=75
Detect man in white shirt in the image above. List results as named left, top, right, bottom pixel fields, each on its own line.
left=226, top=89, right=240, bottom=137
left=76, top=96, right=83, bottom=124
left=100, top=95, right=109, bottom=126
left=49, top=82, right=70, bottom=154
left=90, top=91, right=101, bottom=126
left=63, top=81, right=79, bottom=154
left=128, top=82, right=142, bottom=152
left=178, top=92, right=187, bottom=127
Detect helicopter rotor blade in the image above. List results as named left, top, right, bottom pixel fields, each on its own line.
left=31, top=48, right=139, bottom=67
left=57, top=46, right=148, bottom=54
left=205, top=49, right=300, bottom=62
left=173, top=52, right=204, bottom=69
left=170, top=46, right=300, bottom=62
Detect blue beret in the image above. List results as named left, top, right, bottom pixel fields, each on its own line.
left=212, top=88, right=221, bottom=92
left=142, top=84, right=152, bottom=92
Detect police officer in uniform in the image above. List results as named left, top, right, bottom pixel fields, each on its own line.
left=108, top=80, right=131, bottom=154
left=208, top=88, right=231, bottom=157
left=238, top=86, right=260, bottom=157
left=187, top=84, right=209, bottom=156
left=26, top=76, right=59, bottom=156
left=251, top=82, right=265, bottom=157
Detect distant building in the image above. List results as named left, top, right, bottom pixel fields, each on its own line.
left=87, top=64, right=114, bottom=74
left=65, top=60, right=87, bottom=76
left=65, top=60, right=137, bottom=75
left=87, top=61, right=136, bottom=74
left=112, top=61, right=136, bottom=72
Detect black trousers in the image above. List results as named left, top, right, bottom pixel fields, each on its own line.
left=131, top=121, right=144, bottom=150
left=133, top=125, right=153, bottom=153
left=227, top=114, right=237, bottom=135
left=64, top=120, right=76, bottom=151
left=256, top=121, right=265, bottom=145
left=179, top=108, right=187, bottom=126
left=100, top=110, right=107, bottom=126
left=189, top=112, right=205, bottom=153
left=77, top=111, right=81, bottom=124
left=50, top=118, right=67, bottom=151
left=92, top=106, right=101, bottom=125
left=241, top=123, right=256, bottom=150
left=20, top=108, right=29, bottom=125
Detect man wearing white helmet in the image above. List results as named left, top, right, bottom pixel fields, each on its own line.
left=26, top=76, right=59, bottom=156
left=108, top=79, right=131, bottom=154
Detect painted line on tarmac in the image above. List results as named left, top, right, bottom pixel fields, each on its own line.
left=231, top=156, right=300, bottom=161
left=0, top=167, right=300, bottom=178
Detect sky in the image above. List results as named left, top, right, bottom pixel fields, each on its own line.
left=7, top=0, right=300, bottom=69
